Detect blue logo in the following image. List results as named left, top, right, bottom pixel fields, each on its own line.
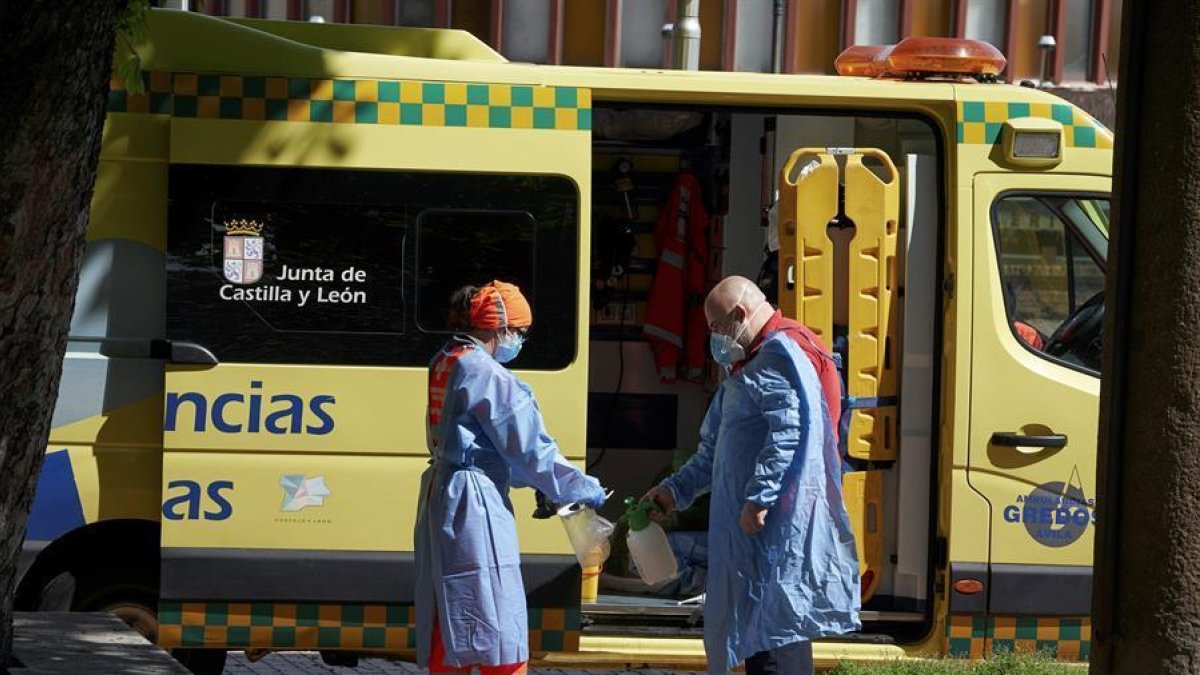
left=1002, top=466, right=1096, bottom=547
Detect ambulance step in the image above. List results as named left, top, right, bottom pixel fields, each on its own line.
left=583, top=597, right=924, bottom=625
left=582, top=623, right=705, bottom=638
left=584, top=594, right=698, bottom=618
left=581, top=623, right=912, bottom=644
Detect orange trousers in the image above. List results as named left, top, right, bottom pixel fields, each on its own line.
left=429, top=612, right=528, bottom=675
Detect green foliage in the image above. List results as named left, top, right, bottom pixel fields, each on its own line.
left=827, top=650, right=1081, bottom=675
left=115, top=0, right=151, bottom=94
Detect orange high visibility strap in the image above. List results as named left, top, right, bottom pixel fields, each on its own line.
left=427, top=342, right=473, bottom=449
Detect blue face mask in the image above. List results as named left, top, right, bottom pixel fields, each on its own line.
left=494, top=330, right=525, bottom=364
left=710, top=300, right=767, bottom=370
left=710, top=330, right=746, bottom=369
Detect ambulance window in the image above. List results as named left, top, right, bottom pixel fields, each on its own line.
left=167, top=166, right=579, bottom=369
left=993, top=194, right=1108, bottom=372
left=415, top=209, right=536, bottom=333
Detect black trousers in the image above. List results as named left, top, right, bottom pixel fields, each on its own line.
left=744, top=640, right=814, bottom=675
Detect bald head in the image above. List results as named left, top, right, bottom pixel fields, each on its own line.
left=705, top=276, right=772, bottom=345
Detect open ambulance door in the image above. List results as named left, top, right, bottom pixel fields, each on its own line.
left=958, top=173, right=1109, bottom=658
left=155, top=72, right=594, bottom=655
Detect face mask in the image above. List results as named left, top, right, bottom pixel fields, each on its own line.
left=710, top=320, right=748, bottom=369
left=709, top=298, right=768, bottom=370
left=494, top=329, right=525, bottom=364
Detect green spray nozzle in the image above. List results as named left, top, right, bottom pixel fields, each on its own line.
left=624, top=496, right=661, bottom=532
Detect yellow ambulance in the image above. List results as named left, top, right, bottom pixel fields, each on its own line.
left=16, top=9, right=1110, bottom=673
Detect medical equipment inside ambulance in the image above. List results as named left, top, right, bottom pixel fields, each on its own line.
left=584, top=107, right=935, bottom=633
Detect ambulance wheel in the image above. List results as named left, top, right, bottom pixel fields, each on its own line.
left=73, top=583, right=227, bottom=675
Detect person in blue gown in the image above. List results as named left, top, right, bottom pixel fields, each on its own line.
left=645, top=276, right=861, bottom=675
left=415, top=281, right=608, bottom=674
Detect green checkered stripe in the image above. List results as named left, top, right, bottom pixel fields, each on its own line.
left=527, top=606, right=583, bottom=653
left=946, top=614, right=1090, bottom=661
left=109, top=71, right=591, bottom=131
left=157, top=601, right=414, bottom=651
left=956, top=100, right=1113, bottom=149
left=157, top=601, right=581, bottom=652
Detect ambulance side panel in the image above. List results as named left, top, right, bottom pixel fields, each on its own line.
left=154, top=79, right=593, bottom=653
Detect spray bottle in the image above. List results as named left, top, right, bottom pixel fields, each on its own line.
left=623, top=497, right=678, bottom=586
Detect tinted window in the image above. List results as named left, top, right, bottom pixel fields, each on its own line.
left=168, top=165, right=578, bottom=369
left=416, top=209, right=536, bottom=333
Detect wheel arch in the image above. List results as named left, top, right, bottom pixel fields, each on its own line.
left=16, top=518, right=161, bottom=610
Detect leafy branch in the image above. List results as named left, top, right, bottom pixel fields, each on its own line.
left=115, top=0, right=151, bottom=94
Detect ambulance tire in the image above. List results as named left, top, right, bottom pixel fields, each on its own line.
left=33, top=569, right=75, bottom=611
left=70, top=580, right=227, bottom=675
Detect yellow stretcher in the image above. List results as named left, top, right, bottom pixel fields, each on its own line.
left=777, top=148, right=902, bottom=602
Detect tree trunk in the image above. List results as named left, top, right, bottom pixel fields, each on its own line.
left=0, top=1, right=126, bottom=664
left=1091, top=1, right=1200, bottom=673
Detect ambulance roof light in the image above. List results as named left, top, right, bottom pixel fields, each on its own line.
left=835, top=37, right=1007, bottom=81
left=834, top=45, right=891, bottom=78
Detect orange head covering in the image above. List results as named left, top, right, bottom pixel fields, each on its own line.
left=469, top=280, right=532, bottom=330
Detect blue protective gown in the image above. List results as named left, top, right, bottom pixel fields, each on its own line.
left=661, top=332, right=861, bottom=674
left=415, top=339, right=606, bottom=668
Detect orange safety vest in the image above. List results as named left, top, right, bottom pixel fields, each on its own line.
left=644, top=173, right=709, bottom=383
left=758, top=314, right=843, bottom=444
left=427, top=341, right=472, bottom=452
left=734, top=311, right=842, bottom=444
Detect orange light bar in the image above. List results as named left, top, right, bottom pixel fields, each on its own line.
left=834, top=45, right=891, bottom=77
left=834, top=37, right=1007, bottom=79
left=887, top=36, right=1006, bottom=77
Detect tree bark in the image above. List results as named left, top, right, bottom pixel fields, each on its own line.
left=1092, top=1, right=1200, bottom=673
left=0, top=1, right=126, bottom=664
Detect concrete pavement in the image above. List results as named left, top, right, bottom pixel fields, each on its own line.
left=5, top=612, right=701, bottom=675
left=8, top=612, right=191, bottom=675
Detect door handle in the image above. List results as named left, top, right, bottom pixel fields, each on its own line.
left=990, top=432, right=1067, bottom=449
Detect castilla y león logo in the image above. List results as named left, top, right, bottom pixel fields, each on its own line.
left=280, top=474, right=331, bottom=512
left=223, top=218, right=264, bottom=285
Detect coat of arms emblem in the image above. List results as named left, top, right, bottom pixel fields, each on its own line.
left=223, top=219, right=264, bottom=285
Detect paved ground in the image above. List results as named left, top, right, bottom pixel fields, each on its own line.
left=10, top=612, right=191, bottom=675
left=7, top=612, right=699, bottom=675
left=224, top=653, right=418, bottom=674
left=8, top=613, right=688, bottom=675
left=224, top=653, right=699, bottom=675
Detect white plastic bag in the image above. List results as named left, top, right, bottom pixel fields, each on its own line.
left=558, top=503, right=615, bottom=568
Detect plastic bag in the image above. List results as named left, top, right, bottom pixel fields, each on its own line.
left=558, top=502, right=615, bottom=568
